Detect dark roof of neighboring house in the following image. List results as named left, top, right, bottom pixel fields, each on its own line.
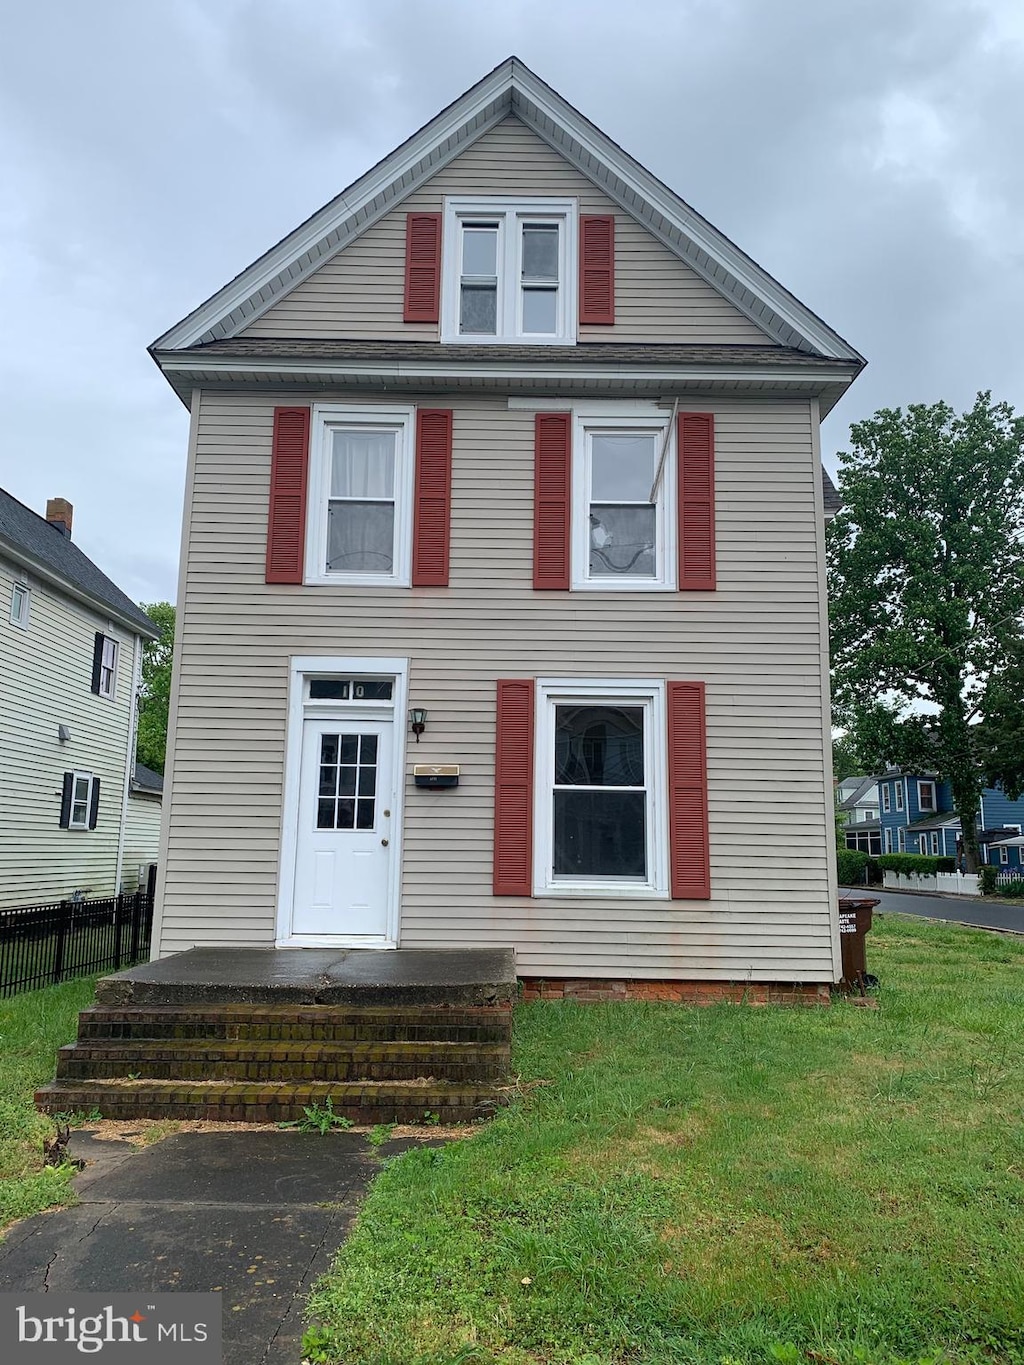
left=904, top=814, right=959, bottom=833
left=0, top=488, right=157, bottom=636
left=180, top=338, right=855, bottom=368
left=131, top=762, right=164, bottom=795
left=845, top=817, right=880, bottom=831
left=837, top=776, right=877, bottom=809
left=822, top=468, right=841, bottom=515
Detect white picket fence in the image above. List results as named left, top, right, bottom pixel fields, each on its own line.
left=882, top=870, right=980, bottom=896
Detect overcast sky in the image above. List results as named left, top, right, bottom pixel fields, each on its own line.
left=2, top=0, right=1022, bottom=605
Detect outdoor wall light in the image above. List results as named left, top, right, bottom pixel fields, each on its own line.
left=409, top=708, right=428, bottom=742
left=57, top=724, right=72, bottom=744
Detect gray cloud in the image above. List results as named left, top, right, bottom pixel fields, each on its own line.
left=1, top=0, right=1022, bottom=601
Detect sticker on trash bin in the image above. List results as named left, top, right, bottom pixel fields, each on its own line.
left=839, top=912, right=857, bottom=934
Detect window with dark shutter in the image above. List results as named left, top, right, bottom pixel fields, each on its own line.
left=579, top=215, right=615, bottom=325
left=90, top=632, right=104, bottom=694
left=266, top=407, right=311, bottom=584
left=667, top=681, right=711, bottom=898
left=404, top=213, right=442, bottom=324
left=412, top=410, right=453, bottom=586
left=493, top=680, right=535, bottom=895
left=533, top=413, right=571, bottom=590
left=59, top=772, right=74, bottom=828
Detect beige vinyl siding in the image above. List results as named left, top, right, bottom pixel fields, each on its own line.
left=0, top=558, right=136, bottom=909
left=240, top=117, right=774, bottom=347
left=123, top=794, right=161, bottom=889
left=158, top=389, right=835, bottom=981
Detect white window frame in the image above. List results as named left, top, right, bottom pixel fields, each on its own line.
left=305, top=405, right=415, bottom=588
left=931, top=832, right=939, bottom=855
left=999, top=845, right=1009, bottom=865
left=441, top=197, right=578, bottom=345
left=570, top=411, right=677, bottom=592
left=898, top=827, right=906, bottom=851
left=882, top=784, right=891, bottom=813
left=68, top=771, right=95, bottom=830
left=884, top=826, right=893, bottom=854
left=98, top=635, right=118, bottom=700
left=895, top=780, right=904, bottom=812
left=917, top=780, right=936, bottom=812
left=532, top=678, right=668, bottom=898
left=9, top=581, right=29, bottom=628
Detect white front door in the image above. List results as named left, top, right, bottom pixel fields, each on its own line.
left=292, top=717, right=395, bottom=940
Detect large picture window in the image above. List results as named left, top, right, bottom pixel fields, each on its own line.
left=306, top=406, right=414, bottom=586
left=534, top=680, right=668, bottom=896
left=441, top=198, right=577, bottom=344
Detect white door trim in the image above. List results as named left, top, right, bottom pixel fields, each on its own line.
left=276, top=655, right=409, bottom=948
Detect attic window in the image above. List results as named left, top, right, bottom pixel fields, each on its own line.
left=442, top=198, right=577, bottom=345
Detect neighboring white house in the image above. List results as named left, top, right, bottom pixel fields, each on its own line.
left=0, top=490, right=160, bottom=909
left=123, top=762, right=164, bottom=891
left=149, top=57, right=864, bottom=995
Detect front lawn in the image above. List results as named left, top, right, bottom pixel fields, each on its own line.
left=306, top=916, right=1024, bottom=1365
left=0, top=976, right=100, bottom=1231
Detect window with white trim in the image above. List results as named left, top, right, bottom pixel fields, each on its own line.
left=572, top=412, right=676, bottom=590
left=68, top=772, right=94, bottom=830
left=441, top=198, right=576, bottom=344
left=882, top=784, right=891, bottom=813
left=306, top=406, right=414, bottom=586
left=9, top=582, right=29, bottom=628
left=918, top=780, right=936, bottom=812
left=534, top=680, right=667, bottom=896
left=894, top=781, right=904, bottom=811
left=999, top=845, right=1009, bottom=865
left=98, top=636, right=118, bottom=699
left=931, top=832, right=939, bottom=855
left=884, top=826, right=893, bottom=853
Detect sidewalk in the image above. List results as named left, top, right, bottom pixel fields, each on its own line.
left=0, top=1129, right=435, bottom=1364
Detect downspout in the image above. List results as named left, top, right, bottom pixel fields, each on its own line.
left=115, top=632, right=143, bottom=893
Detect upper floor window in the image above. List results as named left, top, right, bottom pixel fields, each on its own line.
left=917, top=780, right=936, bottom=812
left=305, top=406, right=414, bottom=587
left=572, top=413, right=676, bottom=591
left=881, top=784, right=891, bottom=813
left=91, top=632, right=119, bottom=699
left=894, top=780, right=904, bottom=812
left=441, top=198, right=577, bottom=344
left=9, top=581, right=29, bottom=628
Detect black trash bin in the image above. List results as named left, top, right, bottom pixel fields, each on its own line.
left=837, top=897, right=879, bottom=992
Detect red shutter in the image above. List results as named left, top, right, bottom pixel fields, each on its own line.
left=412, top=409, right=453, bottom=586
left=677, top=412, right=716, bottom=591
left=579, top=215, right=615, bottom=325
left=265, top=407, right=311, bottom=584
left=493, top=680, right=534, bottom=895
left=533, top=413, right=571, bottom=589
left=667, top=681, right=711, bottom=899
left=404, top=213, right=442, bottom=323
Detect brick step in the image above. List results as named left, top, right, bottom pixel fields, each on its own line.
left=35, top=1079, right=504, bottom=1125
left=55, top=1038, right=509, bottom=1084
left=74, top=1004, right=512, bottom=1046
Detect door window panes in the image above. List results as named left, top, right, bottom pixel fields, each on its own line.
left=317, top=733, right=378, bottom=830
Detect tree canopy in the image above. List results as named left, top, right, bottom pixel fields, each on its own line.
left=136, top=601, right=175, bottom=775
left=827, top=392, right=1024, bottom=868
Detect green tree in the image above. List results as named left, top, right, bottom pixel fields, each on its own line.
left=831, top=733, right=864, bottom=783
left=827, top=393, right=1024, bottom=871
left=136, top=601, right=175, bottom=775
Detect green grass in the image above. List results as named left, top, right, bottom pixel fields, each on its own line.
left=305, top=917, right=1024, bottom=1365
left=0, top=976, right=100, bottom=1231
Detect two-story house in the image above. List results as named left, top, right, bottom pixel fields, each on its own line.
left=839, top=776, right=881, bottom=855
left=0, top=490, right=159, bottom=908
left=878, top=769, right=1024, bottom=868
left=146, top=58, right=864, bottom=996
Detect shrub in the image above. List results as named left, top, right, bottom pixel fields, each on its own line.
left=978, top=865, right=998, bottom=895
left=937, top=857, right=956, bottom=873
left=877, top=853, right=946, bottom=876
left=996, top=878, right=1024, bottom=898
left=836, top=848, right=869, bottom=885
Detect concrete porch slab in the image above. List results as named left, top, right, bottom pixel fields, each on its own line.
left=94, top=947, right=518, bottom=1008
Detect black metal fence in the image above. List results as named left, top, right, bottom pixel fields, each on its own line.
left=0, top=882, right=154, bottom=999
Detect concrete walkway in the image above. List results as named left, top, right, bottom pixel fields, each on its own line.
left=0, top=1129, right=433, bottom=1364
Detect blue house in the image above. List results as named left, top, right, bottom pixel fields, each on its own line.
left=875, top=769, right=1024, bottom=868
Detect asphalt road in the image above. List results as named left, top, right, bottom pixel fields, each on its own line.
left=845, top=886, right=1024, bottom=934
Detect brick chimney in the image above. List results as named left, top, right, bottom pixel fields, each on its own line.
left=45, top=498, right=73, bottom=538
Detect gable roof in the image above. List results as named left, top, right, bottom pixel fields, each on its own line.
left=0, top=488, right=157, bottom=637
left=837, top=776, right=878, bottom=810
left=152, top=57, right=864, bottom=364
left=132, top=762, right=164, bottom=795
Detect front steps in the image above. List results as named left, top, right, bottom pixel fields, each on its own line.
left=36, top=948, right=517, bottom=1124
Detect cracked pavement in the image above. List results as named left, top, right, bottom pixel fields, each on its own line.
left=0, top=1129, right=429, bottom=1364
